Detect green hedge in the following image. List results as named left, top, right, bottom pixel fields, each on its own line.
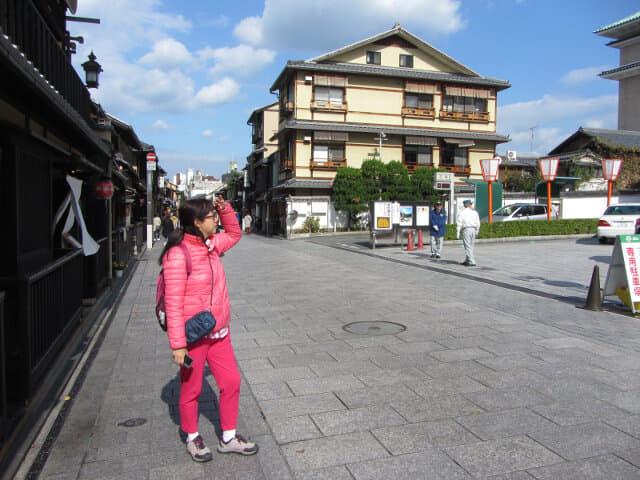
left=442, top=218, right=598, bottom=240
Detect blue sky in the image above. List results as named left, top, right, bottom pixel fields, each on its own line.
left=69, top=0, right=638, bottom=180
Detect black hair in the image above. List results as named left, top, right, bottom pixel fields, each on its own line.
left=158, top=198, right=215, bottom=265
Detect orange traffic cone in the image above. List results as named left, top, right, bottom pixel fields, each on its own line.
left=417, top=229, right=424, bottom=249
left=407, top=230, right=414, bottom=251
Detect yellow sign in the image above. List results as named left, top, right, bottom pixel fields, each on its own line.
left=377, top=217, right=390, bottom=229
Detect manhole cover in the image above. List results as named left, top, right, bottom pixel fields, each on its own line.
left=343, top=321, right=406, bottom=336
left=118, top=418, right=147, bottom=427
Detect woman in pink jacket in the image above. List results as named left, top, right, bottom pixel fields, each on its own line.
left=159, top=196, right=258, bottom=462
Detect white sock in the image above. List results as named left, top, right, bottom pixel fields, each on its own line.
left=187, top=432, right=199, bottom=442
left=222, top=429, right=236, bottom=443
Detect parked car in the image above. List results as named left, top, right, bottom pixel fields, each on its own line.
left=596, top=204, right=640, bottom=244
left=484, top=203, right=558, bottom=222
left=636, top=217, right=640, bottom=234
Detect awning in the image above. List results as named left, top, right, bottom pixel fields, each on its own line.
left=445, top=86, right=491, bottom=98
left=405, top=81, right=437, bottom=94
left=314, top=131, right=349, bottom=142
left=444, top=138, right=475, bottom=148
left=405, top=136, right=437, bottom=146
left=314, top=75, right=347, bottom=87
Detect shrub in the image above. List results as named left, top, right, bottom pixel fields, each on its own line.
left=443, top=219, right=598, bottom=240
left=302, top=216, right=320, bottom=233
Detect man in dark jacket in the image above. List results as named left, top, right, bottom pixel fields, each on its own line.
left=162, top=213, right=174, bottom=241
left=429, top=201, right=447, bottom=258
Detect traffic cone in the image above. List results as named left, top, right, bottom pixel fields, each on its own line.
left=407, top=230, right=414, bottom=251
left=417, top=229, right=424, bottom=249
left=584, top=265, right=602, bottom=310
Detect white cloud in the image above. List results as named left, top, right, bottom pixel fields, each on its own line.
left=560, top=65, right=613, bottom=86
left=139, top=38, right=194, bottom=69
left=498, top=94, right=617, bottom=154
left=499, top=94, right=617, bottom=132
left=202, top=129, right=213, bottom=137
left=194, top=78, right=241, bottom=107
left=152, top=119, right=170, bottom=131
left=233, top=0, right=465, bottom=50
left=219, top=136, right=231, bottom=143
left=199, top=45, right=276, bottom=78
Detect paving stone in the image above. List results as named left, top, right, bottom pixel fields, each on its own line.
left=268, top=415, right=322, bottom=444
left=347, top=449, right=472, bottom=480
left=292, top=465, right=354, bottom=480
left=356, top=367, right=428, bottom=387
left=444, top=435, right=563, bottom=478
left=598, top=389, right=640, bottom=414
left=242, top=366, right=316, bottom=384
left=372, top=418, right=479, bottom=453
left=409, top=375, right=487, bottom=399
left=287, top=374, right=366, bottom=395
left=281, top=432, right=389, bottom=472
left=464, top=387, right=552, bottom=411
left=391, top=394, right=484, bottom=422
left=604, top=414, right=640, bottom=438
left=455, top=407, right=558, bottom=441
left=260, top=393, right=345, bottom=419
left=486, top=472, right=536, bottom=480
left=475, top=353, right=545, bottom=371
left=531, top=398, right=629, bottom=426
left=528, top=422, right=640, bottom=460
left=333, top=384, right=422, bottom=409
left=429, top=347, right=492, bottom=362
left=311, top=405, right=405, bottom=436
left=527, top=454, right=640, bottom=480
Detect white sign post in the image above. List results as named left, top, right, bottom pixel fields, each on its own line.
left=603, top=234, right=640, bottom=313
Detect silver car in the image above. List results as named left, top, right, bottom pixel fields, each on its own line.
left=488, top=203, right=558, bottom=222
left=597, top=204, right=640, bottom=244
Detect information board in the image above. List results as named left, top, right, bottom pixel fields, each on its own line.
left=373, top=201, right=393, bottom=230
left=603, top=234, right=640, bottom=313
left=416, top=206, right=430, bottom=227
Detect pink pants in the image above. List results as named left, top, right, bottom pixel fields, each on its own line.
left=179, top=334, right=240, bottom=434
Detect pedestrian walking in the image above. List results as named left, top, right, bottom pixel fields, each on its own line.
left=161, top=212, right=174, bottom=243
left=153, top=215, right=161, bottom=243
left=242, top=210, right=252, bottom=233
left=429, top=201, right=447, bottom=258
left=159, top=196, right=258, bottom=463
left=456, top=199, right=480, bottom=266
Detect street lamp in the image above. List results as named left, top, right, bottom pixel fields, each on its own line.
left=81, top=51, right=103, bottom=88
left=480, top=157, right=501, bottom=223
left=539, top=157, right=559, bottom=220
left=601, top=158, right=623, bottom=206
left=373, top=131, right=387, bottom=161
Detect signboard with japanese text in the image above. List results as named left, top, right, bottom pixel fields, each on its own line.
left=603, top=234, right=640, bottom=313
left=373, top=201, right=393, bottom=230
left=416, top=206, right=430, bottom=226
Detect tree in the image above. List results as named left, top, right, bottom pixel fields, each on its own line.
left=383, top=161, right=416, bottom=201
left=411, top=166, right=445, bottom=203
left=360, top=158, right=386, bottom=202
left=501, top=170, right=542, bottom=192
left=331, top=167, right=368, bottom=229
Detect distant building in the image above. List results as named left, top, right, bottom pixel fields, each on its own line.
left=596, top=11, right=640, bottom=131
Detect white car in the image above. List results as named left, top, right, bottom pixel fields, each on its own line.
left=487, top=203, right=558, bottom=222
left=597, top=204, right=640, bottom=244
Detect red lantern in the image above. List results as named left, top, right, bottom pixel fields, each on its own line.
left=94, top=179, right=114, bottom=199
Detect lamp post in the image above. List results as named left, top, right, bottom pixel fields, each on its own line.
left=539, top=158, right=559, bottom=220
left=601, top=158, right=623, bottom=206
left=373, top=131, right=387, bottom=161
left=81, top=51, right=103, bottom=88
left=480, top=157, right=501, bottom=223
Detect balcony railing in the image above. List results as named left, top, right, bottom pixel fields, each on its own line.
left=280, top=153, right=293, bottom=172
left=439, top=110, right=490, bottom=122
left=310, top=159, right=346, bottom=170
left=441, top=165, right=471, bottom=176
left=0, top=0, right=92, bottom=124
left=311, top=101, right=347, bottom=112
left=403, top=162, right=433, bottom=174
left=401, top=107, right=435, bottom=118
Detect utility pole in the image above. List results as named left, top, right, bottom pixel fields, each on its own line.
left=528, top=126, right=537, bottom=152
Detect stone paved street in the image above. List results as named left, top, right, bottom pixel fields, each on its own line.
left=28, top=234, right=640, bottom=479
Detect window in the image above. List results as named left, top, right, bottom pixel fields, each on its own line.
left=366, top=51, right=381, bottom=65
left=442, top=96, right=487, bottom=113
left=314, top=86, right=344, bottom=106
left=404, top=146, right=432, bottom=167
left=399, top=54, right=413, bottom=68
left=441, top=144, right=468, bottom=167
left=313, top=144, right=344, bottom=163
left=405, top=94, right=433, bottom=109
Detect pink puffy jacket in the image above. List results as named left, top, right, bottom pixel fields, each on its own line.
left=163, top=203, right=241, bottom=349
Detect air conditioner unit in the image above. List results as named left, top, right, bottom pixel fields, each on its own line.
left=303, top=136, right=312, bottom=143
left=507, top=150, right=517, bottom=161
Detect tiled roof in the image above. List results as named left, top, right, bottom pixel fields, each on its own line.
left=275, top=120, right=510, bottom=143
left=549, top=127, right=640, bottom=154
left=599, top=61, right=640, bottom=79
left=273, top=178, right=332, bottom=190
left=270, top=61, right=510, bottom=92
left=595, top=11, right=640, bottom=36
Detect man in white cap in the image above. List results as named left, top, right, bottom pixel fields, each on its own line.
left=456, top=199, right=480, bottom=266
